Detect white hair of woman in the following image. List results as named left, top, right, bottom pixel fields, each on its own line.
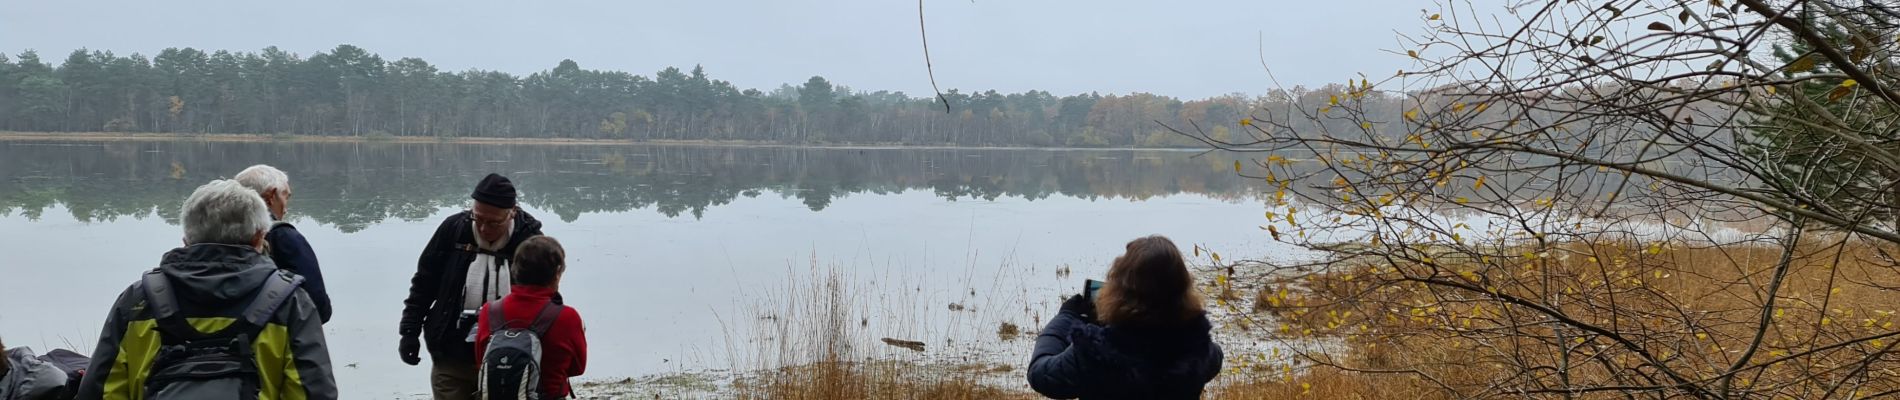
left=181, top=179, right=272, bottom=246
left=234, top=164, right=290, bottom=195
left=235, top=164, right=292, bottom=220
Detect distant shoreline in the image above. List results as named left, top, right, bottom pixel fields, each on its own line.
left=0, top=132, right=1211, bottom=152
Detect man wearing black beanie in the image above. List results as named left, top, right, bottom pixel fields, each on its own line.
left=398, top=173, right=546, bottom=400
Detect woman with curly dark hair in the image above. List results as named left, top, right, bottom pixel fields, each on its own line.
left=1027, top=235, right=1224, bottom=399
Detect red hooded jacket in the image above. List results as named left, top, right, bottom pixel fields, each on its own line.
left=475, top=285, right=588, bottom=397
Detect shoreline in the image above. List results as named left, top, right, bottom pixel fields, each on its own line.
left=0, top=131, right=1211, bottom=152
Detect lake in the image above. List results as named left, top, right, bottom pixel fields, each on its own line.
left=0, top=139, right=1289, bottom=398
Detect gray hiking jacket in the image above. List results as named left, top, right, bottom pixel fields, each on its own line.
left=0, top=347, right=67, bottom=400
left=74, top=243, right=338, bottom=400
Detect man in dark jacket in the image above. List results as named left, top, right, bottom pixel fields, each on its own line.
left=237, top=164, right=333, bottom=323
left=1028, top=295, right=1223, bottom=400
left=399, top=173, right=545, bottom=400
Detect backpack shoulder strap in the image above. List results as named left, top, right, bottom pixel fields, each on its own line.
left=527, top=303, right=565, bottom=336
left=226, top=270, right=305, bottom=337
left=485, top=299, right=508, bottom=335
left=140, top=271, right=200, bottom=341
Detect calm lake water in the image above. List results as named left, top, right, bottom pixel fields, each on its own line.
left=0, top=140, right=1289, bottom=398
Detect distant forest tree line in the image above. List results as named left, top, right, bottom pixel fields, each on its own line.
left=0, top=44, right=1438, bottom=147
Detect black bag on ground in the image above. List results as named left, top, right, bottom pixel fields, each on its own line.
left=138, top=269, right=302, bottom=400
left=36, top=349, right=89, bottom=400
left=478, top=301, right=563, bottom=400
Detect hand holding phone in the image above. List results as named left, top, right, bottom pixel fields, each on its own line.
left=1084, top=279, right=1105, bottom=301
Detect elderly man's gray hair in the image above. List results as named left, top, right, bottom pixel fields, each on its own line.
left=234, top=164, right=291, bottom=194
left=181, top=179, right=271, bottom=245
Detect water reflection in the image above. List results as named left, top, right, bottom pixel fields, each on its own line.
left=0, top=140, right=1296, bottom=398
left=0, top=141, right=1264, bottom=230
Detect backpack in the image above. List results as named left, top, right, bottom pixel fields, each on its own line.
left=1, top=347, right=77, bottom=400
left=478, top=301, right=564, bottom=400
left=38, top=348, right=90, bottom=400
left=139, top=269, right=304, bottom=400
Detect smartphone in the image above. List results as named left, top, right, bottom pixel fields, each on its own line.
left=1084, top=279, right=1106, bottom=301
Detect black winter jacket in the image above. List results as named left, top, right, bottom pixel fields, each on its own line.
left=1027, top=311, right=1223, bottom=400
left=266, top=222, right=331, bottom=323
left=398, top=209, right=544, bottom=363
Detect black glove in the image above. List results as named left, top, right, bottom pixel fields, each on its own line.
left=1060, top=294, right=1096, bottom=321
left=399, top=335, right=422, bottom=366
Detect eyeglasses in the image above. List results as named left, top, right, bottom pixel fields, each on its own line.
left=470, top=209, right=513, bottom=230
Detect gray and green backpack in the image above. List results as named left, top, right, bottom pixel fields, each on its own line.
left=139, top=269, right=303, bottom=400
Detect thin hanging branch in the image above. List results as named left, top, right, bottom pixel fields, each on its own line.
left=919, top=0, right=951, bottom=113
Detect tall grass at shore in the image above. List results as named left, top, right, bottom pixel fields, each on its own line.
left=724, top=256, right=1040, bottom=399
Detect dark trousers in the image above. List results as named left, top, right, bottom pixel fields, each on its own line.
left=431, top=360, right=478, bottom=400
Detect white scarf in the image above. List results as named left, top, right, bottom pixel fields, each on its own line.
left=462, top=220, right=513, bottom=311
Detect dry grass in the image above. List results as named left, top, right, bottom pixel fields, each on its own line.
left=708, top=240, right=1900, bottom=399
left=1225, top=240, right=1900, bottom=399
left=728, top=263, right=1036, bottom=400
left=738, top=361, right=1034, bottom=400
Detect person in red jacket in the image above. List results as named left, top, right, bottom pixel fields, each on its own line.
left=474, top=235, right=587, bottom=398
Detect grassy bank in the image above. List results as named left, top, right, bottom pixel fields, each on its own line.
left=1239, top=241, right=1900, bottom=399
left=583, top=240, right=1900, bottom=399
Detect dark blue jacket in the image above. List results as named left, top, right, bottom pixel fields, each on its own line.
left=1028, top=311, right=1222, bottom=400
left=268, top=221, right=332, bottom=323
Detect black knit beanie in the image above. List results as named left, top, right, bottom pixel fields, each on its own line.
left=471, top=173, right=518, bottom=208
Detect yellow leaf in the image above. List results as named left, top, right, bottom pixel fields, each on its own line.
left=1786, top=55, right=1817, bottom=73
left=1843, top=79, right=1860, bottom=88
left=1404, top=109, right=1420, bottom=121
left=1240, top=118, right=1253, bottom=126
left=1829, top=85, right=1854, bottom=101
left=1234, top=161, right=1242, bottom=173
left=1329, top=95, right=1339, bottom=106
left=1455, top=197, right=1469, bottom=204
left=1407, top=50, right=1419, bottom=59
left=1473, top=175, right=1486, bottom=189
left=1429, top=13, right=1441, bottom=20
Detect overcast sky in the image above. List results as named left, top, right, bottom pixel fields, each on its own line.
left=2, top=0, right=1455, bottom=99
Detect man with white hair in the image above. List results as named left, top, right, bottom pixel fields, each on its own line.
left=235, top=164, right=332, bottom=323
left=75, top=180, right=337, bottom=400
